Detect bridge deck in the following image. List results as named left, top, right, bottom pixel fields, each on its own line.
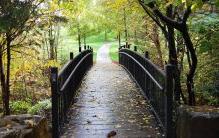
left=61, top=62, right=163, bottom=138
left=61, top=43, right=163, bottom=137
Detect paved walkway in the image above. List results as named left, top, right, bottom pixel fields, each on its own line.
left=61, top=43, right=162, bottom=138
left=96, top=43, right=112, bottom=63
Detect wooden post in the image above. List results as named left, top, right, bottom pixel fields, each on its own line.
left=70, top=52, right=74, bottom=60
left=84, top=45, right=86, bottom=50
left=51, top=67, right=59, bottom=138
left=118, top=31, right=121, bottom=47
left=145, top=51, right=149, bottom=59
left=134, top=46, right=137, bottom=51
left=79, top=46, right=81, bottom=52
left=165, top=64, right=174, bottom=138
left=127, top=44, right=130, bottom=49
left=87, top=45, right=90, bottom=49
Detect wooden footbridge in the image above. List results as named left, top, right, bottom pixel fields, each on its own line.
left=50, top=45, right=175, bottom=138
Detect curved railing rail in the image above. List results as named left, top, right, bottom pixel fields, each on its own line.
left=119, top=48, right=174, bottom=138
left=50, top=49, right=93, bottom=138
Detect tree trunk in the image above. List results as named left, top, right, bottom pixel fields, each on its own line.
left=5, top=35, right=12, bottom=115
left=49, top=39, right=55, bottom=60
left=84, top=33, right=86, bottom=46
left=181, top=26, right=197, bottom=105
left=123, top=8, right=128, bottom=47
left=166, top=5, right=182, bottom=102
left=77, top=23, right=81, bottom=48
left=134, top=30, right=138, bottom=44
left=151, top=24, right=164, bottom=68
left=118, top=31, right=121, bottom=47
left=0, top=45, right=9, bottom=115
left=55, top=25, right=60, bottom=61
left=105, top=30, right=107, bottom=41
left=49, top=26, right=55, bottom=60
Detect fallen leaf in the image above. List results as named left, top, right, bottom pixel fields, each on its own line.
left=107, top=130, right=117, bottom=138
left=86, top=120, right=91, bottom=124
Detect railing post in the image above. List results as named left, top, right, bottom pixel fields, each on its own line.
left=134, top=46, right=137, bottom=51
left=51, top=67, right=59, bottom=138
left=87, top=45, right=90, bottom=49
left=118, top=49, right=121, bottom=64
left=145, top=51, right=149, bottom=59
left=127, top=44, right=130, bottom=49
left=79, top=46, right=82, bottom=52
left=70, top=52, right=74, bottom=60
left=84, top=45, right=86, bottom=50
left=165, top=64, right=174, bottom=138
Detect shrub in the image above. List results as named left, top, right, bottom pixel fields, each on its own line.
left=28, top=99, right=51, bottom=115
left=10, top=101, right=32, bottom=114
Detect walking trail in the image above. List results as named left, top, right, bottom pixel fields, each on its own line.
left=61, top=43, right=162, bottom=138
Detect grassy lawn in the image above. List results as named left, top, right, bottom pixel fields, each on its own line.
left=88, top=42, right=104, bottom=61
left=58, top=27, right=104, bottom=63
left=109, top=42, right=119, bottom=62
left=58, top=27, right=79, bottom=63
left=58, top=27, right=119, bottom=63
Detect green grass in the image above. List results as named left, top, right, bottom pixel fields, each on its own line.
left=87, top=42, right=104, bottom=61
left=109, top=42, right=119, bottom=62
left=58, top=26, right=119, bottom=63
left=87, top=31, right=117, bottom=43
left=58, top=27, right=79, bottom=64
left=58, top=26, right=105, bottom=63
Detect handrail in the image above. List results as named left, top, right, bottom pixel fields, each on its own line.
left=120, top=48, right=165, bottom=77
left=119, top=48, right=174, bottom=138
left=58, top=50, right=91, bottom=85
left=119, top=52, right=164, bottom=90
left=58, top=60, right=72, bottom=76
left=50, top=49, right=93, bottom=138
left=60, top=53, right=92, bottom=91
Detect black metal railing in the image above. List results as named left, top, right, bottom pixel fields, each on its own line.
left=119, top=48, right=174, bottom=138
left=50, top=49, right=93, bottom=138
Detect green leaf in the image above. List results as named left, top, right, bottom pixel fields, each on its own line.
left=199, top=40, right=212, bottom=53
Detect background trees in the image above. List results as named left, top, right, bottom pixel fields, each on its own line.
left=138, top=0, right=219, bottom=105
left=0, top=0, right=42, bottom=115
left=0, top=0, right=218, bottom=116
